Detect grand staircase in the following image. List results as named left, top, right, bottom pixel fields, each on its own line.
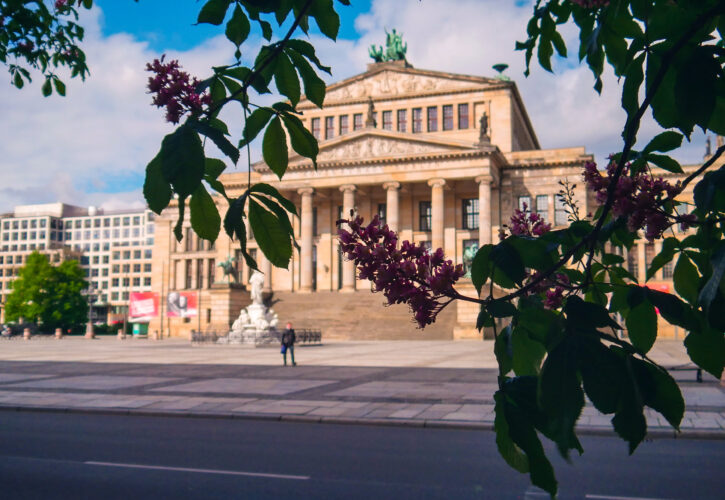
left=268, top=289, right=457, bottom=340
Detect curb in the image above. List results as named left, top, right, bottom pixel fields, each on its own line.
left=2, top=404, right=724, bottom=439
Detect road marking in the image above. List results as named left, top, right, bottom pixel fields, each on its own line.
left=84, top=461, right=310, bottom=480
left=586, top=495, right=670, bottom=500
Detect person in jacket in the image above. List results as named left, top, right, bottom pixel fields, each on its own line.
left=281, top=322, right=297, bottom=366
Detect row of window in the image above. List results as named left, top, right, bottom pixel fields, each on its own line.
left=626, top=243, right=673, bottom=279
left=310, top=103, right=471, bottom=140
left=181, top=258, right=217, bottom=289
left=1, top=243, right=47, bottom=252
left=1, top=227, right=152, bottom=243
left=177, top=228, right=216, bottom=253
left=2, top=218, right=49, bottom=230
left=2, top=231, right=49, bottom=241
left=517, top=195, right=568, bottom=226
left=112, top=249, right=153, bottom=260
left=0, top=213, right=153, bottom=233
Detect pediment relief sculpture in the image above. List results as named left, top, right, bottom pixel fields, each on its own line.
left=307, top=136, right=466, bottom=163
left=325, top=71, right=481, bottom=101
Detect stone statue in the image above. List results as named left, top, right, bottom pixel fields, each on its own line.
left=217, top=256, right=237, bottom=283
left=249, top=270, right=264, bottom=305
left=365, top=96, right=376, bottom=127
left=368, top=28, right=407, bottom=63
left=705, top=135, right=712, bottom=157
left=463, top=242, right=479, bottom=278
left=477, top=112, right=490, bottom=145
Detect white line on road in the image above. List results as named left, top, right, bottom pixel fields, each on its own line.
left=84, top=461, right=310, bottom=480
left=586, top=495, right=670, bottom=500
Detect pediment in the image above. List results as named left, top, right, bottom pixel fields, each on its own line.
left=288, top=130, right=475, bottom=167
left=313, top=66, right=499, bottom=104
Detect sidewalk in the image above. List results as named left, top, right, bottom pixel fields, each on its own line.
left=0, top=337, right=723, bottom=436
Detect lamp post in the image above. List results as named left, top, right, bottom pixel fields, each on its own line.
left=84, top=286, right=95, bottom=339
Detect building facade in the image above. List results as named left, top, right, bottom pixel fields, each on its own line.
left=0, top=203, right=155, bottom=324
left=150, top=60, right=601, bottom=339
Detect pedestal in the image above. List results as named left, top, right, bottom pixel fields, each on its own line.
left=208, top=283, right=250, bottom=332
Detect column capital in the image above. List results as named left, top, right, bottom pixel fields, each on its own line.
left=339, top=184, right=357, bottom=193
left=427, top=178, right=446, bottom=188
left=382, top=181, right=401, bottom=191
left=475, top=175, right=493, bottom=185
left=297, top=187, right=314, bottom=196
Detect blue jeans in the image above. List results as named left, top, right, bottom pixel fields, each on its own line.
left=283, top=346, right=296, bottom=365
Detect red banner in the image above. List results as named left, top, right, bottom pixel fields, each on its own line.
left=167, top=291, right=198, bottom=318
left=129, top=292, right=159, bottom=320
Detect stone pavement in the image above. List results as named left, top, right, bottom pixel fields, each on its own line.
left=0, top=337, right=723, bottom=436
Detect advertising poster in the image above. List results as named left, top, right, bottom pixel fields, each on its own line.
left=167, top=291, right=198, bottom=318
left=129, top=292, right=159, bottom=321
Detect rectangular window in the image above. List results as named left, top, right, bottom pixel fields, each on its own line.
left=458, top=103, right=469, bottom=129
left=113, top=217, right=120, bottom=227
left=103, top=218, right=110, bottom=227
left=84, top=219, right=91, bottom=228
left=123, top=250, right=131, bottom=259
left=123, top=217, right=130, bottom=226
left=462, top=199, right=479, bottom=230
left=185, top=228, right=193, bottom=251
left=312, top=206, right=318, bottom=237
left=92, top=256, right=99, bottom=264
left=196, top=258, right=204, bottom=289
left=132, top=277, right=140, bottom=287
left=144, top=249, right=152, bottom=259
left=339, top=115, right=349, bottom=135
left=518, top=196, right=531, bottom=213
left=208, top=258, right=216, bottom=287
left=122, top=277, right=130, bottom=287
left=412, top=108, right=422, bottom=133
left=382, top=110, right=393, bottom=130
left=627, top=247, right=639, bottom=276
left=645, top=243, right=655, bottom=271
left=144, top=277, right=151, bottom=286
left=325, top=116, right=334, bottom=139
left=442, top=105, right=454, bottom=131
left=419, top=201, right=432, bottom=231
left=372, top=111, right=377, bottom=127
left=397, top=109, right=407, bottom=132
left=662, top=261, right=674, bottom=279
left=133, top=264, right=141, bottom=272
left=353, top=113, right=363, bottom=131
left=93, top=218, right=101, bottom=228
left=133, top=216, right=140, bottom=225
left=185, top=260, right=192, bottom=289
left=536, top=195, right=549, bottom=222
left=427, top=106, right=438, bottom=132
left=144, top=263, right=152, bottom=272
left=311, top=117, right=321, bottom=139
left=554, top=197, right=568, bottom=226
left=122, top=264, right=130, bottom=273
left=102, top=269, right=108, bottom=277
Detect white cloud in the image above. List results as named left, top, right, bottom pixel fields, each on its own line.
left=0, top=1, right=711, bottom=214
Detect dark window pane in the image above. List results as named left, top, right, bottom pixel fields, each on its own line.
left=462, top=198, right=479, bottom=230
left=419, top=201, right=432, bottom=231
left=382, top=110, right=392, bottom=130
left=458, top=103, right=469, bottom=129
left=325, top=116, right=334, bottom=139
left=412, top=108, right=422, bottom=133
left=442, top=105, right=453, bottom=131
left=427, top=106, right=438, bottom=131
left=353, top=113, right=363, bottom=130
left=377, top=203, right=386, bottom=226
left=339, top=115, right=349, bottom=135
left=397, top=109, right=407, bottom=132
left=311, top=118, right=321, bottom=139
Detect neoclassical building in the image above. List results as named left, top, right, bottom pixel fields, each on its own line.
left=150, top=59, right=598, bottom=339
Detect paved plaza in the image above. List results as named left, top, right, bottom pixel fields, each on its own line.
left=0, top=337, right=723, bottom=435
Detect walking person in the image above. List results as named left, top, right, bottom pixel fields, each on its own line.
left=281, top=322, right=297, bottom=366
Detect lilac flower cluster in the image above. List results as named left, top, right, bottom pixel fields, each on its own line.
left=583, top=160, right=688, bottom=241
left=146, top=56, right=212, bottom=124
left=337, top=213, right=465, bottom=328
left=523, top=272, right=570, bottom=310
left=54, top=0, right=69, bottom=10
left=499, top=203, right=552, bottom=240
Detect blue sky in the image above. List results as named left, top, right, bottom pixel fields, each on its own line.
left=0, top=0, right=710, bottom=211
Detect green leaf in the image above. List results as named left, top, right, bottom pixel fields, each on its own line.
left=143, top=152, right=172, bottom=215
left=41, top=77, right=52, bottom=97
left=197, top=0, right=231, bottom=25
left=223, top=193, right=248, bottom=241
left=309, top=0, right=340, bottom=41
left=565, top=296, right=621, bottom=330
left=491, top=240, right=526, bottom=288
left=647, top=153, right=684, bottom=174
left=286, top=39, right=331, bottom=74
left=189, top=184, right=221, bottom=241
left=190, top=119, right=240, bottom=164
left=698, top=242, right=725, bottom=313
left=274, top=52, right=301, bottom=106
left=539, top=337, right=584, bottom=459
left=13, top=71, right=24, bottom=89
left=476, top=306, right=494, bottom=331
left=487, top=299, right=516, bottom=318
left=675, top=47, right=717, bottom=132
left=510, top=326, right=546, bottom=377
left=642, top=131, right=683, bottom=154
left=262, top=116, right=288, bottom=179
left=52, top=77, right=66, bottom=96
left=471, top=244, right=493, bottom=295
left=249, top=183, right=298, bottom=215
left=173, top=196, right=187, bottom=242
left=286, top=48, right=326, bottom=108
left=494, top=324, right=514, bottom=377
left=204, top=158, right=226, bottom=179
left=225, top=4, right=250, bottom=47
left=674, top=253, right=700, bottom=305
left=630, top=358, right=684, bottom=430
left=508, top=236, right=555, bottom=272
left=280, top=113, right=319, bottom=167
left=493, top=392, right=529, bottom=474
left=645, top=288, right=698, bottom=332
left=249, top=193, right=296, bottom=247
left=685, top=328, right=725, bottom=379
left=647, top=238, right=678, bottom=281
left=248, top=199, right=293, bottom=268
left=160, top=125, right=205, bottom=197
left=240, top=107, right=274, bottom=147
left=625, top=295, right=657, bottom=354
left=622, top=54, right=644, bottom=129
left=578, top=339, right=626, bottom=415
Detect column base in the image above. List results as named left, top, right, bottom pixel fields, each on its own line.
left=297, top=287, right=313, bottom=294
left=339, top=286, right=356, bottom=293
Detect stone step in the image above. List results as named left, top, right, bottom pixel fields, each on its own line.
left=269, top=289, right=456, bottom=340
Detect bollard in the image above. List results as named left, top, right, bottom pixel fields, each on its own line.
left=117, top=328, right=126, bottom=340
left=55, top=328, right=63, bottom=339
left=151, top=329, right=159, bottom=341
left=23, top=328, right=31, bottom=340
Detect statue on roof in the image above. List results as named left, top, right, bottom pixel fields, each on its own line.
left=368, top=28, right=407, bottom=63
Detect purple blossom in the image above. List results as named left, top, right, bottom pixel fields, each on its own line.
left=145, top=56, right=212, bottom=124
left=337, top=212, right=464, bottom=328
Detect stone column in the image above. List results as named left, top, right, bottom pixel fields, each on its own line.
left=340, top=184, right=357, bottom=292
left=476, top=176, right=492, bottom=245
left=428, top=178, right=446, bottom=251
left=383, top=182, right=401, bottom=232
left=298, top=187, right=314, bottom=293
left=548, top=194, right=556, bottom=226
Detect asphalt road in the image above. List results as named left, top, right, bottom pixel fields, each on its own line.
left=0, top=411, right=722, bottom=499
